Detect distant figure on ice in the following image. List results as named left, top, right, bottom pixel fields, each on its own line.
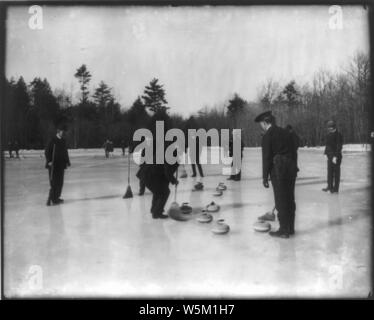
left=227, top=129, right=244, bottom=181
left=121, top=139, right=126, bottom=156
left=45, top=121, right=70, bottom=206
left=255, top=111, right=297, bottom=238
left=103, top=139, right=113, bottom=158
left=322, top=120, right=343, bottom=194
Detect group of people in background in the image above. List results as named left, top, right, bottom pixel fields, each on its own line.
left=43, top=112, right=344, bottom=236
left=6, top=140, right=20, bottom=159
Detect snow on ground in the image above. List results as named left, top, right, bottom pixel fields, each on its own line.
left=2, top=148, right=371, bottom=298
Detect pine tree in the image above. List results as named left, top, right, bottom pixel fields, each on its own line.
left=282, top=80, right=300, bottom=107
left=93, top=81, right=112, bottom=108
left=128, top=96, right=149, bottom=125
left=226, top=93, right=246, bottom=127
left=30, top=77, right=60, bottom=146
left=14, top=77, right=30, bottom=147
left=74, top=64, right=92, bottom=104
left=142, top=78, right=169, bottom=114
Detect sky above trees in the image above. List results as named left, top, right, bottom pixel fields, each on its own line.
left=6, top=5, right=369, bottom=116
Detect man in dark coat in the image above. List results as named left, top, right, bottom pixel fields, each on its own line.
left=45, top=122, right=70, bottom=206
left=144, top=159, right=178, bottom=219
left=258, top=124, right=300, bottom=223
left=143, top=113, right=179, bottom=219
left=322, top=120, right=343, bottom=193
left=255, top=111, right=297, bottom=238
left=121, top=139, right=126, bottom=156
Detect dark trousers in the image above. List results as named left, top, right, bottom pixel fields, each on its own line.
left=327, top=155, right=342, bottom=191
left=146, top=182, right=170, bottom=216
left=230, top=170, right=241, bottom=181
left=139, top=180, right=146, bottom=194
left=271, top=176, right=295, bottom=233
left=48, top=167, right=65, bottom=202
left=289, top=177, right=296, bottom=233
left=191, top=163, right=204, bottom=177
left=271, top=155, right=297, bottom=233
left=190, top=151, right=204, bottom=177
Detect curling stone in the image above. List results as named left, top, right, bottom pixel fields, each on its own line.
left=193, top=182, right=204, bottom=191
left=180, top=202, right=192, bottom=214
left=257, top=211, right=276, bottom=222
left=168, top=202, right=189, bottom=221
left=206, top=201, right=220, bottom=212
left=211, top=219, right=230, bottom=235
left=217, top=183, right=227, bottom=191
left=253, top=221, right=271, bottom=232
left=213, top=190, right=223, bottom=197
left=197, top=211, right=213, bottom=223
left=167, top=201, right=180, bottom=215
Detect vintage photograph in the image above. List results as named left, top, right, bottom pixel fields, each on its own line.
left=1, top=3, right=372, bottom=298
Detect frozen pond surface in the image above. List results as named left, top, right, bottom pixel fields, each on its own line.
left=3, top=148, right=371, bottom=298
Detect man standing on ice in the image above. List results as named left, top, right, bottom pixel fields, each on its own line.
left=258, top=124, right=299, bottom=223
left=322, top=120, right=343, bottom=193
left=45, top=120, right=71, bottom=206
left=255, top=111, right=297, bottom=238
left=143, top=113, right=179, bottom=219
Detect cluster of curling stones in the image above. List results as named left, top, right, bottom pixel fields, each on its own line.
left=196, top=202, right=229, bottom=235
left=168, top=182, right=230, bottom=235
left=198, top=182, right=230, bottom=235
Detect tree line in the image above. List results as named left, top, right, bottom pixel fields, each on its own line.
left=2, top=52, right=370, bottom=150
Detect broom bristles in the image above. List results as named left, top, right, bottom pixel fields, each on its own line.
left=123, top=185, right=133, bottom=199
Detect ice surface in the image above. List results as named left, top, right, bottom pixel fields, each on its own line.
left=3, top=147, right=371, bottom=298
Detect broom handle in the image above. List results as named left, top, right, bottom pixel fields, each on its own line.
left=127, top=147, right=131, bottom=184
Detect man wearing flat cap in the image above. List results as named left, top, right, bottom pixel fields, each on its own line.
left=255, top=111, right=297, bottom=238
left=322, top=120, right=343, bottom=193
left=45, top=119, right=71, bottom=206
